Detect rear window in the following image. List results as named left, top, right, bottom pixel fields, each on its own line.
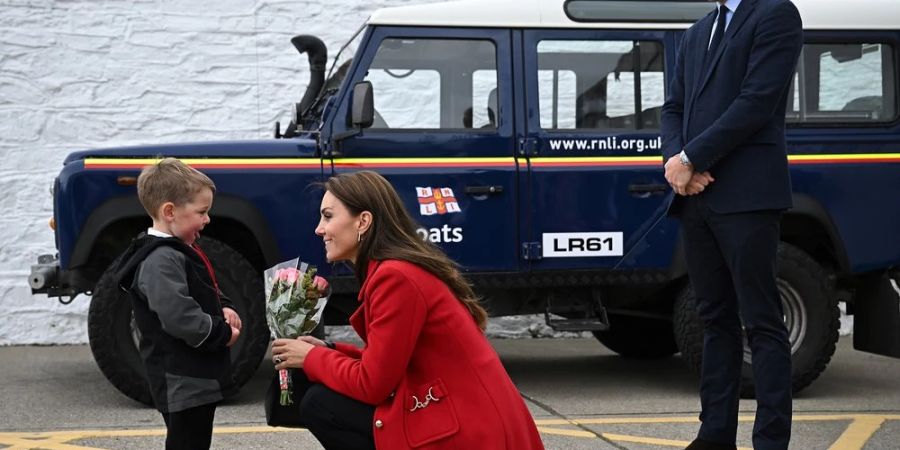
left=536, top=39, right=665, bottom=130
left=787, top=42, right=897, bottom=124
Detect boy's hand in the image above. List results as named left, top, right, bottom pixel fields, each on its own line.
left=227, top=326, right=240, bottom=347
left=223, top=307, right=242, bottom=330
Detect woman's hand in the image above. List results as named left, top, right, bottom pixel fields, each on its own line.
left=271, top=337, right=316, bottom=370
left=297, top=335, right=327, bottom=347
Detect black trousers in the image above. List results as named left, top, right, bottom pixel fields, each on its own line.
left=680, top=195, right=792, bottom=450
left=161, top=402, right=217, bottom=450
left=300, top=383, right=376, bottom=450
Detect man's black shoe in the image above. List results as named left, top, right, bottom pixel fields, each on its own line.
left=685, top=438, right=737, bottom=450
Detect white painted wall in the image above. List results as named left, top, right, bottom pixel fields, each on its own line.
left=0, top=0, right=426, bottom=344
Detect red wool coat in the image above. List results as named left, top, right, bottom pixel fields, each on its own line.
left=304, top=259, right=544, bottom=450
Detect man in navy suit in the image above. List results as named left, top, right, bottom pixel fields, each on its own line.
left=661, top=0, right=803, bottom=449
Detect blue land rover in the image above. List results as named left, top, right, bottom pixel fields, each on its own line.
left=30, top=0, right=900, bottom=404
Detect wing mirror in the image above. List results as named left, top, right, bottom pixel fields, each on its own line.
left=350, top=81, right=374, bottom=129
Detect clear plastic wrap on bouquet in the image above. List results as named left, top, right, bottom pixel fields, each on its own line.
left=264, top=258, right=329, bottom=339
left=263, top=258, right=330, bottom=405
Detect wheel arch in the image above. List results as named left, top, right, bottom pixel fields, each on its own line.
left=781, top=194, right=849, bottom=275
left=667, top=193, right=850, bottom=282
left=70, top=194, right=280, bottom=287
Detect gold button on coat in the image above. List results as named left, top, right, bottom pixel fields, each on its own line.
left=374, top=419, right=383, bottom=428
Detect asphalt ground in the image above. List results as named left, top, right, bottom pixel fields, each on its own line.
left=0, top=337, right=898, bottom=449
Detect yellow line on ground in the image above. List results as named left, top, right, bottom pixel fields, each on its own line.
left=0, top=427, right=304, bottom=439
left=1, top=414, right=897, bottom=449
left=829, top=416, right=886, bottom=450
left=568, top=417, right=701, bottom=425
left=534, top=418, right=580, bottom=426
left=535, top=426, right=597, bottom=438
left=537, top=413, right=900, bottom=426
left=601, top=432, right=693, bottom=448
left=0, top=427, right=307, bottom=450
left=793, top=414, right=900, bottom=422
left=0, top=436, right=106, bottom=450
left=602, top=432, right=754, bottom=450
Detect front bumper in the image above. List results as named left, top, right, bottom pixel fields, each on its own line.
left=29, top=254, right=85, bottom=300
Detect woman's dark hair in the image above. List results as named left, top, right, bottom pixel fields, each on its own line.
left=323, top=171, right=488, bottom=330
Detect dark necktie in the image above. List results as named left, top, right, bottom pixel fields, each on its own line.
left=703, top=4, right=729, bottom=70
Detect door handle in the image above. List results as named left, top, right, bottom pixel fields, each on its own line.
left=464, top=185, right=504, bottom=195
left=628, top=183, right=669, bottom=195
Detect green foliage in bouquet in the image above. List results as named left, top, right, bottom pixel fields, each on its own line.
left=265, top=264, right=328, bottom=339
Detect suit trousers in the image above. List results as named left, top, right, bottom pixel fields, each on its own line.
left=161, top=402, right=217, bottom=450
left=680, top=195, right=792, bottom=450
left=300, top=383, right=376, bottom=450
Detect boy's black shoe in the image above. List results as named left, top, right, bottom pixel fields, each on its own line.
left=685, top=438, right=737, bottom=450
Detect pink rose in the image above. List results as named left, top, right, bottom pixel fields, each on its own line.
left=284, top=268, right=300, bottom=285
left=275, top=268, right=300, bottom=285
left=313, top=275, right=328, bottom=292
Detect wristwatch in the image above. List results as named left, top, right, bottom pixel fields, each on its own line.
left=678, top=150, right=692, bottom=167
left=323, top=339, right=336, bottom=350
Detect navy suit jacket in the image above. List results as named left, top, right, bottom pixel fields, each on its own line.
left=661, top=0, right=803, bottom=215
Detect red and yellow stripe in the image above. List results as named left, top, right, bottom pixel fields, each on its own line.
left=84, top=158, right=322, bottom=170
left=83, top=153, right=900, bottom=171
left=787, top=153, right=900, bottom=165
left=530, top=153, right=900, bottom=168
left=529, top=156, right=660, bottom=167
left=332, top=157, right=514, bottom=169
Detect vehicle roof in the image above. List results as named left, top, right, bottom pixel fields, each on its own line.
left=368, top=0, right=900, bottom=31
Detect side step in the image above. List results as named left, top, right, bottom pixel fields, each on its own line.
left=544, top=289, right=610, bottom=332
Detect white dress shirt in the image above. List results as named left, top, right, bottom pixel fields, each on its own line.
left=709, top=0, right=743, bottom=49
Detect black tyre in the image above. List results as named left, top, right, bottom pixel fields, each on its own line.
left=673, top=242, right=839, bottom=397
left=88, top=237, right=269, bottom=406
left=592, top=315, right=678, bottom=358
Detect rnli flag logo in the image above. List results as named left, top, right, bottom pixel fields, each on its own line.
left=416, top=187, right=461, bottom=216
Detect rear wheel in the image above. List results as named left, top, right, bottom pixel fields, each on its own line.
left=88, top=237, right=269, bottom=405
left=673, top=242, right=839, bottom=397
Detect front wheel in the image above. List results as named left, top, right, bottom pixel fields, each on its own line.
left=88, top=237, right=269, bottom=405
left=673, top=242, right=839, bottom=397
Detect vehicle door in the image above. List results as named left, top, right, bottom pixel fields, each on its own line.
left=520, top=29, right=679, bottom=271
left=325, top=27, right=520, bottom=272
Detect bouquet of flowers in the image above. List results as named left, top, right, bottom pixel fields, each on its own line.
left=264, top=258, right=330, bottom=405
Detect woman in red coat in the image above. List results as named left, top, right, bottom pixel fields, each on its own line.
left=271, top=171, right=544, bottom=450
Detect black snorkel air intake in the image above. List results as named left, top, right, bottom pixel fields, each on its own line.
left=279, top=35, right=327, bottom=138
left=293, top=35, right=327, bottom=115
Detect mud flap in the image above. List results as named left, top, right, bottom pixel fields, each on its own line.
left=853, top=269, right=900, bottom=358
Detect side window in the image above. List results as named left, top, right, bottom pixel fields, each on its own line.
left=788, top=43, right=897, bottom=124
left=364, top=38, right=498, bottom=130
left=536, top=40, right=665, bottom=130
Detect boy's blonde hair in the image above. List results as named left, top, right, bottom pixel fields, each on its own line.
left=137, top=158, right=216, bottom=219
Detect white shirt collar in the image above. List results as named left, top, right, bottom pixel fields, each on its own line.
left=147, top=227, right=173, bottom=238
left=722, top=0, right=742, bottom=15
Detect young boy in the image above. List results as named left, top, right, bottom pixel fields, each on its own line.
left=113, top=158, right=241, bottom=450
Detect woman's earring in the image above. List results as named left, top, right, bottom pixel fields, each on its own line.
left=357, top=232, right=361, bottom=243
